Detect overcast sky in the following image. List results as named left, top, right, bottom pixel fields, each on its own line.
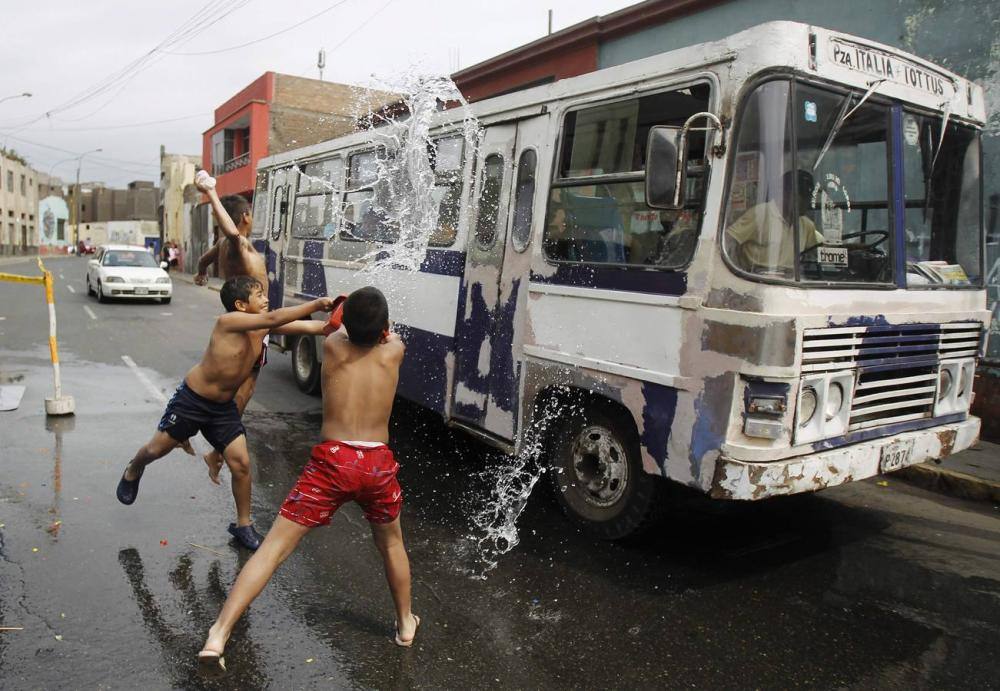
left=0, top=0, right=633, bottom=187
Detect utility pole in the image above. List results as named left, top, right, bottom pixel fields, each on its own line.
left=72, top=148, right=101, bottom=246
left=317, top=49, right=326, bottom=81
left=548, top=9, right=553, bottom=35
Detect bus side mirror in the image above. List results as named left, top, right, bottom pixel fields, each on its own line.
left=645, top=125, right=684, bottom=209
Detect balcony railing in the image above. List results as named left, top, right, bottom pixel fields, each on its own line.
left=212, top=151, right=250, bottom=175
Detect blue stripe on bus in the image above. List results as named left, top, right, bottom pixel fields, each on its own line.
left=368, top=248, right=466, bottom=277
left=530, top=263, right=687, bottom=295
left=395, top=324, right=453, bottom=415
left=639, top=381, right=679, bottom=473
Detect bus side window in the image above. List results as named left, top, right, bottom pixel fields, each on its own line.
left=544, top=83, right=710, bottom=268
left=251, top=170, right=269, bottom=238
left=475, top=154, right=505, bottom=249
left=270, top=182, right=286, bottom=241
left=429, top=135, right=465, bottom=247
left=293, top=157, right=342, bottom=240
left=342, top=149, right=396, bottom=243
left=511, top=149, right=538, bottom=252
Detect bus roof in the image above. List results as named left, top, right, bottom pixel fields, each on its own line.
left=259, top=20, right=985, bottom=170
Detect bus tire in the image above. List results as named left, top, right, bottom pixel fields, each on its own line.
left=291, top=334, right=321, bottom=395
left=549, top=403, right=660, bottom=540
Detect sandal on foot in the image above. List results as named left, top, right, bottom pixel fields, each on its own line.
left=116, top=466, right=144, bottom=505
left=228, top=523, right=264, bottom=550
left=394, top=613, right=420, bottom=647
left=197, top=650, right=226, bottom=678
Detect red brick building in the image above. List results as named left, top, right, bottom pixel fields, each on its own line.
left=202, top=72, right=397, bottom=200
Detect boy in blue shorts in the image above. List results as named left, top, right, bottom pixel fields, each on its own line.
left=116, top=276, right=335, bottom=549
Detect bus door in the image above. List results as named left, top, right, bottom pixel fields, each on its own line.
left=452, top=119, right=537, bottom=439
left=264, top=167, right=291, bottom=308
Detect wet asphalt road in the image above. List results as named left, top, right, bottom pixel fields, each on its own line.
left=1, top=255, right=999, bottom=690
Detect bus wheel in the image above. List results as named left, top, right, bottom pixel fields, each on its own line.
left=291, top=335, right=321, bottom=394
left=549, top=404, right=660, bottom=540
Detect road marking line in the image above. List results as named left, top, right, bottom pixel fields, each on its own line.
left=121, top=355, right=167, bottom=403
left=59, top=274, right=65, bottom=279
left=83, top=306, right=97, bottom=320
left=160, top=312, right=173, bottom=316
left=66, top=285, right=76, bottom=294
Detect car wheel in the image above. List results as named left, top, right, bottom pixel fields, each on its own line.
left=291, top=334, right=321, bottom=395
left=549, top=402, right=662, bottom=540
left=161, top=297, right=172, bottom=305
left=86, top=276, right=94, bottom=296
left=97, top=280, right=109, bottom=303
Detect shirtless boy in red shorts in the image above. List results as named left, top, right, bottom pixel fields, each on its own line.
left=198, top=286, right=417, bottom=676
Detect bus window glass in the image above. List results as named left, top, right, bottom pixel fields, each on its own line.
left=724, top=81, right=795, bottom=278
left=475, top=154, right=504, bottom=249
left=251, top=171, right=269, bottom=237
left=795, top=84, right=891, bottom=283
left=342, top=150, right=397, bottom=242
left=901, top=115, right=982, bottom=286
left=546, top=84, right=710, bottom=267
left=429, top=136, right=464, bottom=246
left=511, top=149, right=537, bottom=252
left=293, top=158, right=342, bottom=239
left=270, top=183, right=285, bottom=241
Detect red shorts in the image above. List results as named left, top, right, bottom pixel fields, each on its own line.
left=279, top=441, right=402, bottom=527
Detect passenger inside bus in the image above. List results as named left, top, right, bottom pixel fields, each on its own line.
left=545, top=186, right=626, bottom=263
left=725, top=169, right=823, bottom=276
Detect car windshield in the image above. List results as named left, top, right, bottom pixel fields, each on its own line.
left=723, top=79, right=982, bottom=287
left=103, top=250, right=158, bottom=268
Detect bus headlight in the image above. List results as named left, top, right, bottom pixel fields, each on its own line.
left=799, top=387, right=818, bottom=427
left=934, top=359, right=975, bottom=417
left=795, top=371, right=854, bottom=445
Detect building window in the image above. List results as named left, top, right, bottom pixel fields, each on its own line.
left=20, top=175, right=26, bottom=195
left=544, top=83, right=710, bottom=268
left=6, top=171, right=13, bottom=190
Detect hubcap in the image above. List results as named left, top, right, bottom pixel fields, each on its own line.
left=294, top=338, right=313, bottom=382
left=568, top=425, right=629, bottom=508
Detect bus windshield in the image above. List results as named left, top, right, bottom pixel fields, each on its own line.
left=723, top=79, right=982, bottom=287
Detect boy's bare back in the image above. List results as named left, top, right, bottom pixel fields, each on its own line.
left=321, top=332, right=404, bottom=443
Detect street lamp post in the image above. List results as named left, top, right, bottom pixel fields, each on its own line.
left=72, top=148, right=102, bottom=246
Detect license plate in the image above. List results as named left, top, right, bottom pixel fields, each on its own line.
left=134, top=287, right=148, bottom=295
left=879, top=439, right=914, bottom=473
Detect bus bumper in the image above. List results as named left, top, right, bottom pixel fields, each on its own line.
left=710, top=417, right=980, bottom=501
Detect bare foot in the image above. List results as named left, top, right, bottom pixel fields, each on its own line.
left=394, top=613, right=420, bottom=647
left=197, top=624, right=228, bottom=678
left=180, top=439, right=196, bottom=456
left=203, top=451, right=224, bottom=485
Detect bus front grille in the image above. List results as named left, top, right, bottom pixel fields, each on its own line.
left=802, top=322, right=983, bottom=431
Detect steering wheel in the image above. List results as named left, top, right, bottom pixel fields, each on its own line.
left=800, top=229, right=889, bottom=261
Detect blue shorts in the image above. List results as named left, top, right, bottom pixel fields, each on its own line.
left=157, top=381, right=245, bottom=453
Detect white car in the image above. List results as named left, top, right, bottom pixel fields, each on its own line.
left=86, top=244, right=173, bottom=304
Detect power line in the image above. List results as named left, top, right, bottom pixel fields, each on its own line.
left=325, top=0, right=397, bottom=54
left=8, top=113, right=209, bottom=133
left=0, top=132, right=158, bottom=171
left=163, top=0, right=354, bottom=56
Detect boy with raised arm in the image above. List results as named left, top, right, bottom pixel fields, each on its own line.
left=197, top=287, right=417, bottom=677
left=193, top=171, right=270, bottom=484
left=116, top=276, right=335, bottom=550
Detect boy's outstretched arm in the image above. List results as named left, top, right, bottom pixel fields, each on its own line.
left=194, top=243, right=219, bottom=286
left=204, top=187, right=242, bottom=242
left=221, top=298, right=335, bottom=333
left=271, top=320, right=327, bottom=336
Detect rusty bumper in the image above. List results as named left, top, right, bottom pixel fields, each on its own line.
left=710, top=417, right=980, bottom=500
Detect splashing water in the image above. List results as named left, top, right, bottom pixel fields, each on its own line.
left=457, top=391, right=579, bottom=579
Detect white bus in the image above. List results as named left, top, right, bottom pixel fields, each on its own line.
left=251, top=21, right=988, bottom=538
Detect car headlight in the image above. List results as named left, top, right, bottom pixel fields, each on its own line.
left=795, top=372, right=854, bottom=445
left=104, top=275, right=125, bottom=283
left=937, top=368, right=953, bottom=402
left=156, top=277, right=171, bottom=284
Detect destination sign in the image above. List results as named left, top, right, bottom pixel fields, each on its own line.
left=828, top=38, right=954, bottom=99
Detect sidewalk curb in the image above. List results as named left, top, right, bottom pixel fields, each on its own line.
left=172, top=273, right=222, bottom=293
left=896, top=463, right=1000, bottom=504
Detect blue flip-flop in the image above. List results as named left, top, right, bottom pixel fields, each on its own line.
left=228, top=523, right=264, bottom=550
left=116, top=465, right=144, bottom=505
